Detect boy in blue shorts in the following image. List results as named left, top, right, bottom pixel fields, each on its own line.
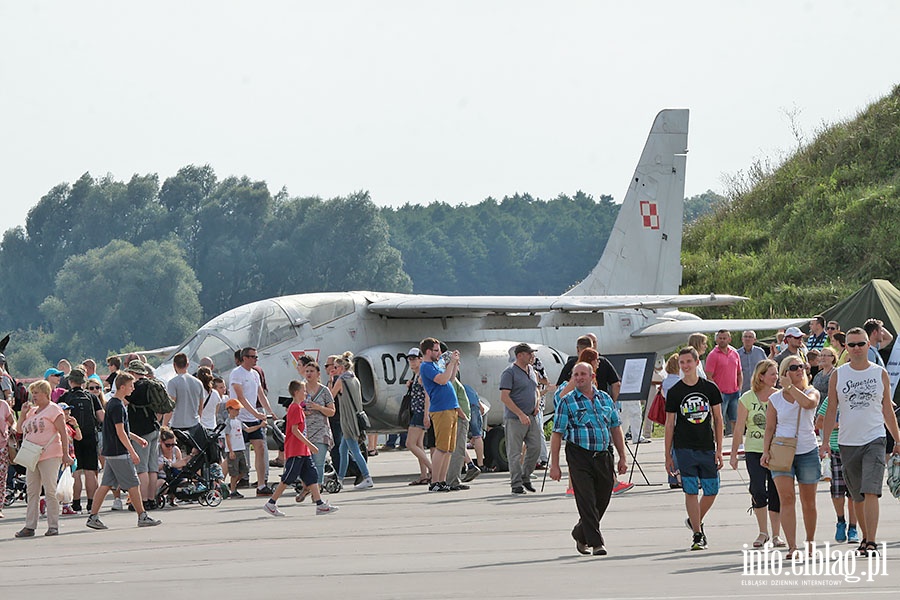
left=263, top=380, right=338, bottom=516
left=664, top=347, right=723, bottom=550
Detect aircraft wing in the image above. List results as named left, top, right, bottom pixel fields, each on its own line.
left=631, top=318, right=809, bottom=338
left=365, top=294, right=747, bottom=317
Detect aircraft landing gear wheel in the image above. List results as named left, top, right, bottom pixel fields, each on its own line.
left=205, top=489, right=223, bottom=507
left=484, top=426, right=508, bottom=472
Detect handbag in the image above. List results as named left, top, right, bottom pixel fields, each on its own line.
left=342, top=376, right=371, bottom=434
left=767, top=400, right=802, bottom=473
left=647, top=390, right=667, bottom=425
left=13, top=438, right=45, bottom=471
left=6, top=435, right=17, bottom=462
left=398, top=385, right=413, bottom=430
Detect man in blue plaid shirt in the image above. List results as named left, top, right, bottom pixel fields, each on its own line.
left=550, top=362, right=628, bottom=556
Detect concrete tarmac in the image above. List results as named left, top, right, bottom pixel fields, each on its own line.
left=3, top=440, right=898, bottom=599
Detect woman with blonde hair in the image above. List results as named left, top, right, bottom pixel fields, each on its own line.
left=14, top=380, right=73, bottom=537
left=730, top=359, right=784, bottom=548
left=761, top=355, right=820, bottom=556
left=331, top=352, right=374, bottom=490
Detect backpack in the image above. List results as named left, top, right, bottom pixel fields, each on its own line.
left=13, top=379, right=28, bottom=411
left=63, top=389, right=98, bottom=434
left=146, top=378, right=176, bottom=414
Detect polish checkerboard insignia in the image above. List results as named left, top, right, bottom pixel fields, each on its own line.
left=640, top=201, right=659, bottom=229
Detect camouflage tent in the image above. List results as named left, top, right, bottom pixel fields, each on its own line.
left=821, top=279, right=900, bottom=404
left=820, top=279, right=900, bottom=356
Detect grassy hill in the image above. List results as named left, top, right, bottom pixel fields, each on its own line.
left=682, top=84, right=900, bottom=318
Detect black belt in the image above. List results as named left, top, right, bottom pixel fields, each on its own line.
left=569, top=443, right=611, bottom=458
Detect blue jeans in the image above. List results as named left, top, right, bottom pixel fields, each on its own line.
left=385, top=433, right=408, bottom=448
left=721, top=392, right=740, bottom=423
left=338, top=437, right=370, bottom=480
left=312, top=445, right=329, bottom=486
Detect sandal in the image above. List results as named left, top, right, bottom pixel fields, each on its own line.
left=408, top=477, right=431, bottom=486
left=855, top=539, right=868, bottom=557
left=859, top=540, right=878, bottom=557
left=753, top=533, right=769, bottom=548
left=772, top=536, right=787, bottom=548
left=15, top=528, right=35, bottom=538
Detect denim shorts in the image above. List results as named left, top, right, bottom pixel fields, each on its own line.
left=409, top=411, right=425, bottom=429
left=770, top=448, right=820, bottom=484
left=468, top=404, right=483, bottom=437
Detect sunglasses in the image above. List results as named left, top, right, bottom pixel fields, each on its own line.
left=87, top=385, right=102, bottom=391
left=163, top=442, right=175, bottom=447
left=826, top=326, right=837, bottom=331
left=787, top=364, right=805, bottom=372
left=847, top=341, right=867, bottom=348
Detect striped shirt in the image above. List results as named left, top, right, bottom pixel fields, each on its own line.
left=553, top=385, right=620, bottom=452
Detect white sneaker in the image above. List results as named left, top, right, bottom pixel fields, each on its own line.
left=316, top=501, right=340, bottom=515
left=263, top=501, right=285, bottom=517
left=353, top=476, right=374, bottom=490
left=112, top=498, right=124, bottom=511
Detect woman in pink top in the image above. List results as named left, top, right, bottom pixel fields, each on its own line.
left=0, top=396, right=15, bottom=519
left=14, top=379, right=72, bottom=538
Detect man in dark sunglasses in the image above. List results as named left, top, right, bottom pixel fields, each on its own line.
left=820, top=327, right=900, bottom=557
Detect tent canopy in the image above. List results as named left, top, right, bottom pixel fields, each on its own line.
left=821, top=279, right=900, bottom=352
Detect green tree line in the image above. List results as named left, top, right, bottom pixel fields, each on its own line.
left=0, top=169, right=624, bottom=376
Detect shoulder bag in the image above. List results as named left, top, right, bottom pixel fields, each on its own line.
left=7, top=434, right=18, bottom=462
left=398, top=377, right=414, bottom=429
left=767, top=397, right=801, bottom=473
left=344, top=378, right=371, bottom=433
left=13, top=438, right=45, bottom=471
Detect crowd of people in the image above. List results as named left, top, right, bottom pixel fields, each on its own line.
left=665, top=317, right=900, bottom=558
left=2, top=315, right=899, bottom=560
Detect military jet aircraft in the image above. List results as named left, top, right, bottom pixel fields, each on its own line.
left=154, top=109, right=803, bottom=468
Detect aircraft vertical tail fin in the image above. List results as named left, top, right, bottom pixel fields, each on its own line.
left=565, top=109, right=689, bottom=297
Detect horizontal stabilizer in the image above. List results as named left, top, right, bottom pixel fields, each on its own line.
left=632, top=318, right=809, bottom=338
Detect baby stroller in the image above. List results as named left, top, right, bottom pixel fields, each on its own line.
left=4, top=464, right=27, bottom=506
left=271, top=417, right=341, bottom=494
left=156, top=422, right=227, bottom=508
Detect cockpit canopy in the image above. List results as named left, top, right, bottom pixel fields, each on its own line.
left=171, top=293, right=355, bottom=368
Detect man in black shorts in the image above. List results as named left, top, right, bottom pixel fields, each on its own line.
left=59, top=367, right=105, bottom=513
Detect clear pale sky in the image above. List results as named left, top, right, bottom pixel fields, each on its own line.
left=1, top=1, right=897, bottom=231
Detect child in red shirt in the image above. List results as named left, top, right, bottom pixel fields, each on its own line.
left=262, top=380, right=338, bottom=516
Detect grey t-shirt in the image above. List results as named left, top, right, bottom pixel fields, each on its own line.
left=166, top=372, right=204, bottom=429
left=499, top=363, right=538, bottom=420
left=738, top=345, right=767, bottom=393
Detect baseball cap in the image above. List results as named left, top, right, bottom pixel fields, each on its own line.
left=513, top=343, right=536, bottom=355
left=226, top=399, right=242, bottom=411
left=407, top=347, right=422, bottom=358
left=44, top=368, right=64, bottom=379
left=784, top=326, right=803, bottom=339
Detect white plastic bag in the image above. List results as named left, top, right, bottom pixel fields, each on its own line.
left=57, top=466, right=74, bottom=504
left=820, top=455, right=832, bottom=482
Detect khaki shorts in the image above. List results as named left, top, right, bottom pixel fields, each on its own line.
left=431, top=409, right=458, bottom=453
